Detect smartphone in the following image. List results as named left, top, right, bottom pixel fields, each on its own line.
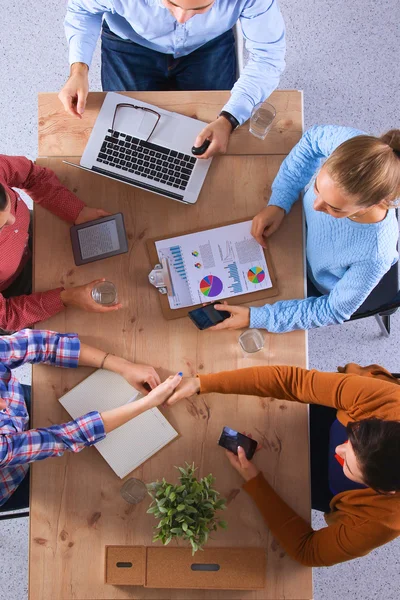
left=218, top=426, right=258, bottom=460
left=188, top=303, right=231, bottom=330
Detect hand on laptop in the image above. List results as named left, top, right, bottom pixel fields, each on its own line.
left=75, top=207, right=112, bottom=225
left=59, top=62, right=89, bottom=119
left=60, top=279, right=123, bottom=313
left=251, top=205, right=286, bottom=248
left=193, top=116, right=232, bottom=159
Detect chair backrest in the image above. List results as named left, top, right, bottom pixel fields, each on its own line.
left=234, top=22, right=244, bottom=76
left=0, top=508, right=29, bottom=520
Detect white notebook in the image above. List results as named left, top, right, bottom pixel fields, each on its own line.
left=59, top=369, right=179, bottom=478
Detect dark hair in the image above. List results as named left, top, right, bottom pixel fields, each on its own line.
left=0, top=182, right=7, bottom=211
left=347, top=418, right=400, bottom=492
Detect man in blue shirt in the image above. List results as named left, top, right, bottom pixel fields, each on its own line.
left=59, top=0, right=286, bottom=158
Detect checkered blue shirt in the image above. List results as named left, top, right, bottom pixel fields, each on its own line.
left=0, top=329, right=105, bottom=506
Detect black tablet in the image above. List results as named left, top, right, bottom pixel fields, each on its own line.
left=70, top=213, right=129, bottom=266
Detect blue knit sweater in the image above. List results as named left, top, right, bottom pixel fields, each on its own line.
left=250, top=125, right=399, bottom=333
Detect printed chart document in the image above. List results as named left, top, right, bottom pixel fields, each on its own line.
left=78, top=220, right=120, bottom=260
left=59, top=370, right=178, bottom=478
left=155, top=220, right=273, bottom=309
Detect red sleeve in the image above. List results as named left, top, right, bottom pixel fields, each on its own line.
left=0, top=155, right=85, bottom=223
left=0, top=288, right=65, bottom=331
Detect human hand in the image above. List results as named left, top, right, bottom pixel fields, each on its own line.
left=119, top=362, right=161, bottom=395
left=58, top=62, right=89, bottom=118
left=165, top=376, right=200, bottom=406
left=251, top=205, right=285, bottom=248
left=60, top=279, right=122, bottom=313
left=208, top=302, right=250, bottom=331
left=225, top=446, right=260, bottom=482
left=75, top=207, right=112, bottom=225
left=143, top=373, right=183, bottom=409
left=193, top=117, right=232, bottom=159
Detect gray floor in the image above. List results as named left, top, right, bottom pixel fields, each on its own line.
left=0, top=1, right=399, bottom=599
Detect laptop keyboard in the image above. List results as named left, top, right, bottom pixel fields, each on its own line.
left=96, top=129, right=197, bottom=191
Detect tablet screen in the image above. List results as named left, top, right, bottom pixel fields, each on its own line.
left=78, top=219, right=120, bottom=260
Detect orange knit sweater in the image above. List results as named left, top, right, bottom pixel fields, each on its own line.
left=199, top=364, right=400, bottom=567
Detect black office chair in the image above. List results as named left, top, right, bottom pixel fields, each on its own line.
left=348, top=259, right=400, bottom=337
left=0, top=470, right=30, bottom=520
left=0, top=383, right=31, bottom=520
left=307, top=258, right=400, bottom=338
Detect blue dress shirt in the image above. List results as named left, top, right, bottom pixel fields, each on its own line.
left=65, top=0, right=286, bottom=123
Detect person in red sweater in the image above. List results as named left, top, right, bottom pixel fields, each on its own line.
left=0, top=155, right=122, bottom=332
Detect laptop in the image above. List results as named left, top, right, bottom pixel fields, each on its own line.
left=72, top=92, right=212, bottom=205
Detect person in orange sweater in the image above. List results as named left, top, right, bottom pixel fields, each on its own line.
left=166, top=363, right=400, bottom=567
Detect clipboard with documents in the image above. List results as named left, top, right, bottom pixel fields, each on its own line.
left=147, top=219, right=279, bottom=320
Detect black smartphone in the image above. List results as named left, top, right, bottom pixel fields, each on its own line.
left=218, top=426, right=258, bottom=460
left=188, top=303, right=231, bottom=330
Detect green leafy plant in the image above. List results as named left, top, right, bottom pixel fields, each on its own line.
left=147, top=462, right=227, bottom=554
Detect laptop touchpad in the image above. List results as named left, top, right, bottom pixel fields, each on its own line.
left=114, top=106, right=146, bottom=133
left=114, top=107, right=178, bottom=145
left=138, top=113, right=178, bottom=146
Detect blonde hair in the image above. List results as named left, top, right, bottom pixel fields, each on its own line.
left=324, top=129, right=400, bottom=207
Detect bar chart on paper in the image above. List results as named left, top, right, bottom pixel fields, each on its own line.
left=170, top=245, right=187, bottom=280
left=156, top=244, right=193, bottom=309
left=225, top=262, right=243, bottom=294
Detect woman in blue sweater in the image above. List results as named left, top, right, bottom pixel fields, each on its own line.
left=211, top=125, right=400, bottom=333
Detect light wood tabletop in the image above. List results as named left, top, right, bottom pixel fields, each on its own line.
left=30, top=91, right=310, bottom=600
left=38, top=90, right=303, bottom=157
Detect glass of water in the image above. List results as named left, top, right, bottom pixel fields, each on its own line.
left=91, top=281, right=118, bottom=306
left=120, top=478, right=148, bottom=504
left=239, top=329, right=265, bottom=353
left=249, top=101, right=276, bottom=140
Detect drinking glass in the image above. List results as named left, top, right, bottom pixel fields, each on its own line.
left=239, top=329, right=265, bottom=353
left=120, top=478, right=148, bottom=504
left=91, top=281, right=117, bottom=306
left=249, top=101, right=276, bottom=140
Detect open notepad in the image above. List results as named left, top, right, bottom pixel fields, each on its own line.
left=59, top=370, right=179, bottom=478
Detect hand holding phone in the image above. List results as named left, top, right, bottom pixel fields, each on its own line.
left=218, top=426, right=258, bottom=460
left=188, top=302, right=231, bottom=330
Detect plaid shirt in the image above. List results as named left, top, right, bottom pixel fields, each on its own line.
left=0, top=329, right=105, bottom=506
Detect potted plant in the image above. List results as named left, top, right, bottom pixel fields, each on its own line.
left=147, top=462, right=227, bottom=554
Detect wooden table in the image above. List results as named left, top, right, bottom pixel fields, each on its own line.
left=30, top=91, right=311, bottom=600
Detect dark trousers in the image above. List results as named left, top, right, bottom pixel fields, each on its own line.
left=0, top=385, right=31, bottom=512
left=310, top=403, right=337, bottom=512
left=101, top=25, right=237, bottom=92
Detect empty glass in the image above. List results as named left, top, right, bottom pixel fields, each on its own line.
left=91, top=281, right=117, bottom=306
left=249, top=101, right=276, bottom=140
left=120, top=478, right=148, bottom=504
left=239, top=329, right=265, bottom=353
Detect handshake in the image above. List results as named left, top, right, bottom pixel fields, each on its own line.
left=141, top=374, right=201, bottom=409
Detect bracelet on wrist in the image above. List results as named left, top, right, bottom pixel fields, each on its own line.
left=218, top=111, right=240, bottom=132
left=100, top=353, right=111, bottom=369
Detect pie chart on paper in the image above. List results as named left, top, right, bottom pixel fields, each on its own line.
left=200, top=275, right=224, bottom=297
left=247, top=266, right=266, bottom=284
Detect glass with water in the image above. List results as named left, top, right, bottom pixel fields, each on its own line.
left=239, top=329, right=265, bottom=353
left=249, top=101, right=276, bottom=140
left=91, top=281, right=118, bottom=306
left=120, top=478, right=148, bottom=504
